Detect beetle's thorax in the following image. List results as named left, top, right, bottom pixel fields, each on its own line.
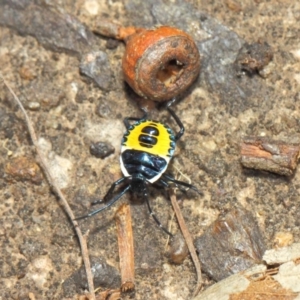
left=130, top=174, right=147, bottom=196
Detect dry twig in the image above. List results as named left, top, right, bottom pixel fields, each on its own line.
left=169, top=190, right=203, bottom=298
left=115, top=203, right=135, bottom=292
left=0, top=74, right=96, bottom=299
left=240, top=136, right=300, bottom=176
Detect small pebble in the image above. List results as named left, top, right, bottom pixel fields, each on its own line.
left=84, top=0, right=99, bottom=15
left=27, top=101, right=41, bottom=110
left=95, top=101, right=113, bottom=118
left=106, top=38, right=119, bottom=49
left=274, top=232, right=294, bottom=248
left=19, top=65, right=37, bottom=80
left=63, top=256, right=120, bottom=297
left=195, top=207, right=266, bottom=281
left=80, top=51, right=114, bottom=91
left=235, top=41, right=273, bottom=76
left=5, top=156, right=43, bottom=184
left=90, top=141, right=115, bottom=159
left=168, top=233, right=188, bottom=264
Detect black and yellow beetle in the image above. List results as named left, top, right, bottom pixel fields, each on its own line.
left=76, top=102, right=200, bottom=236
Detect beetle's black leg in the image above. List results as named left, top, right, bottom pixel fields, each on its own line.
left=164, top=97, right=177, bottom=108
left=167, top=106, right=185, bottom=142
left=144, top=187, right=173, bottom=237
left=162, top=174, right=203, bottom=196
left=124, top=111, right=148, bottom=128
left=75, top=184, right=131, bottom=220
left=155, top=177, right=170, bottom=188
left=157, top=177, right=189, bottom=194
left=92, top=177, right=128, bottom=205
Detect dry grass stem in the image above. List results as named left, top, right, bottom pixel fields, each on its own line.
left=0, top=74, right=96, bottom=299
left=169, top=189, right=203, bottom=297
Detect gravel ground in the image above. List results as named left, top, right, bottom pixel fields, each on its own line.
left=0, top=0, right=300, bottom=299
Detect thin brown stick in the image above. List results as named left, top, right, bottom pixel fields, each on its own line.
left=169, top=189, right=203, bottom=298
left=0, top=74, right=96, bottom=299
left=115, top=203, right=135, bottom=292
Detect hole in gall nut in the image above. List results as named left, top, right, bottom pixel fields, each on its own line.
left=156, top=59, right=184, bottom=87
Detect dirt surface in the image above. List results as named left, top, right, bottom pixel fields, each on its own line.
left=0, top=0, right=300, bottom=299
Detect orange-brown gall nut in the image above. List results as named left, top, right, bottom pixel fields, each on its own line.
left=122, top=26, right=201, bottom=102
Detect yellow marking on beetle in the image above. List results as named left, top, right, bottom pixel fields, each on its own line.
left=122, top=120, right=174, bottom=157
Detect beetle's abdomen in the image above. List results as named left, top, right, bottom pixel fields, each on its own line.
left=120, top=120, right=175, bottom=182
left=121, top=149, right=167, bottom=180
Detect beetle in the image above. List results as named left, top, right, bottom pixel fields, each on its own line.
left=76, top=102, right=201, bottom=236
